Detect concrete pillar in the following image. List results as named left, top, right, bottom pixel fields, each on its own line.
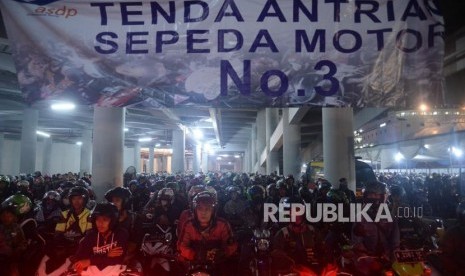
left=193, top=144, right=201, bottom=173
left=256, top=109, right=266, bottom=173
left=282, top=108, right=301, bottom=178
left=20, top=108, right=38, bottom=174
left=172, top=129, right=185, bottom=173
left=201, top=147, right=208, bottom=173
left=251, top=124, right=257, bottom=172
left=243, top=147, right=249, bottom=173
left=148, top=145, right=154, bottom=173
left=91, top=107, right=125, bottom=200
left=134, top=142, right=141, bottom=172
left=80, top=129, right=92, bottom=175
left=266, top=108, right=280, bottom=174
left=42, top=137, right=52, bottom=175
left=323, top=107, right=355, bottom=190
left=161, top=155, right=168, bottom=172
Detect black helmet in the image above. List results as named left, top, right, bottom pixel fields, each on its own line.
left=363, top=181, right=388, bottom=197
left=226, top=185, right=241, bottom=195
left=247, top=185, right=265, bottom=201
left=68, top=186, right=89, bottom=205
left=192, top=191, right=217, bottom=222
left=104, top=187, right=132, bottom=207
left=279, top=196, right=304, bottom=205
left=389, top=185, right=405, bottom=198
left=42, top=190, right=61, bottom=202
left=266, top=183, right=277, bottom=197
left=318, top=180, right=332, bottom=191
left=91, top=202, right=119, bottom=230
left=276, top=179, right=286, bottom=190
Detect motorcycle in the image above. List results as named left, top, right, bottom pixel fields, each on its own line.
left=37, top=256, right=143, bottom=276
left=250, top=228, right=272, bottom=276
left=140, top=224, right=175, bottom=275
left=64, top=265, right=142, bottom=276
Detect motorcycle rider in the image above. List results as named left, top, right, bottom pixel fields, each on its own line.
left=351, top=180, right=400, bottom=276
left=0, top=204, right=27, bottom=276
left=223, top=185, right=247, bottom=229
left=104, top=186, right=140, bottom=265
left=52, top=186, right=92, bottom=268
left=177, top=184, right=206, bottom=236
left=73, top=202, right=129, bottom=273
left=273, top=197, right=325, bottom=273
left=177, top=191, right=238, bottom=275
left=2, top=193, right=44, bottom=275
left=34, top=190, right=62, bottom=242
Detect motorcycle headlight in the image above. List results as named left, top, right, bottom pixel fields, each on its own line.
left=257, top=239, right=270, bottom=251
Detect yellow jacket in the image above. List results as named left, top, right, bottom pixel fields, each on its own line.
left=55, top=208, right=92, bottom=234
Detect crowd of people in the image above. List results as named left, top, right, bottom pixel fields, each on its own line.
left=0, top=169, right=463, bottom=275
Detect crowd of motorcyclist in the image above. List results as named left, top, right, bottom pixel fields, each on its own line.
left=0, top=169, right=464, bottom=275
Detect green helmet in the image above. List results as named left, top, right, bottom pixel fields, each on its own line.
left=1, top=194, right=33, bottom=215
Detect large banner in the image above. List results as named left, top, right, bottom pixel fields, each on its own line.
left=0, top=0, right=445, bottom=108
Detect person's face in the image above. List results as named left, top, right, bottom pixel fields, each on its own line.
left=195, top=204, right=213, bottom=225
left=279, top=188, right=287, bottom=197
left=71, top=196, right=85, bottom=211
left=111, top=197, right=123, bottom=211
left=95, top=216, right=111, bottom=234
left=0, top=211, right=15, bottom=225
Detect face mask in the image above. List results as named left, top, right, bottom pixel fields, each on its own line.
left=161, top=200, right=168, bottom=206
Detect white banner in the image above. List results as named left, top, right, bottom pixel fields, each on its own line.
left=0, top=0, right=445, bottom=108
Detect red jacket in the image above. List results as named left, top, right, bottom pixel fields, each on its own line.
left=177, top=217, right=237, bottom=261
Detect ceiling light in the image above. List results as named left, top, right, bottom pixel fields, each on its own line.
left=193, top=129, right=203, bottom=140
left=155, top=143, right=161, bottom=147
left=419, top=103, right=428, bottom=112
left=138, top=137, right=152, bottom=142
left=379, top=123, right=386, bottom=128
left=234, top=155, right=240, bottom=158
left=51, top=102, right=75, bottom=111
left=36, top=130, right=50, bottom=137
left=124, top=128, right=129, bottom=132
left=76, top=141, right=82, bottom=146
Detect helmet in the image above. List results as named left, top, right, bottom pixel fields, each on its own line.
left=17, top=180, right=30, bottom=190
left=389, top=185, right=405, bottom=198
left=279, top=196, right=304, bottom=205
left=42, top=190, right=61, bottom=202
left=192, top=191, right=217, bottom=222
left=266, top=183, right=277, bottom=197
left=104, top=187, right=132, bottom=206
left=363, top=181, right=388, bottom=197
left=205, top=186, right=218, bottom=202
left=61, top=181, right=75, bottom=190
left=90, top=202, right=119, bottom=230
left=276, top=179, right=286, bottom=190
left=318, top=180, right=332, bottom=191
left=154, top=180, right=165, bottom=191
left=327, top=189, right=349, bottom=204
left=166, top=182, right=180, bottom=193
left=226, top=185, right=241, bottom=195
left=1, top=194, right=32, bottom=216
left=68, top=186, right=89, bottom=205
left=188, top=185, right=206, bottom=207
left=42, top=190, right=61, bottom=210
left=157, top=188, right=175, bottom=204
left=247, top=185, right=265, bottom=201
left=0, top=176, right=10, bottom=190
left=75, top=179, right=89, bottom=188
